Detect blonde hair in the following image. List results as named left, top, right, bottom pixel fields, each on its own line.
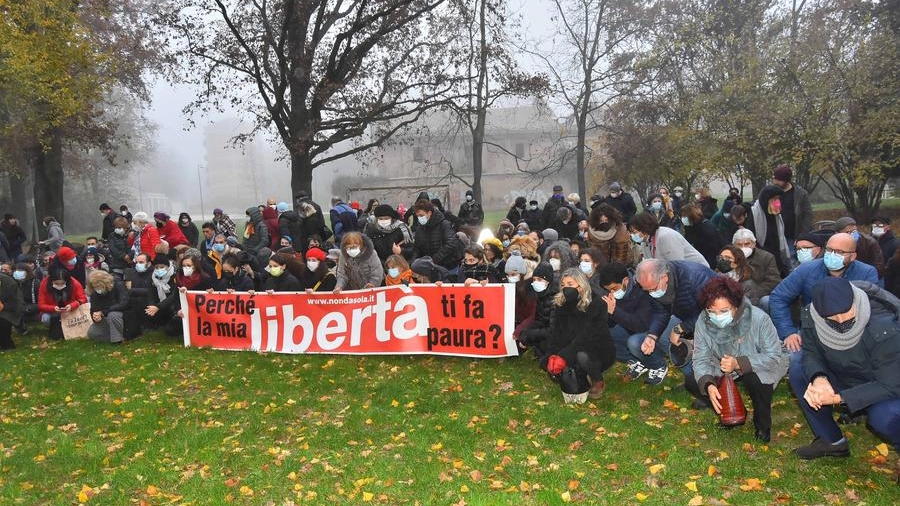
left=553, top=268, right=592, bottom=311
left=385, top=254, right=410, bottom=271
left=87, top=270, right=114, bottom=294
left=340, top=231, right=364, bottom=249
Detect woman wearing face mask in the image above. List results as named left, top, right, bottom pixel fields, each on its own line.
left=383, top=254, right=413, bottom=287
left=629, top=212, right=709, bottom=267
left=364, top=205, right=414, bottom=264
left=523, top=200, right=543, bottom=232
left=516, top=262, right=558, bottom=355
left=214, top=254, right=255, bottom=292
left=144, top=255, right=179, bottom=334
left=82, top=247, right=109, bottom=276
left=300, top=248, right=337, bottom=292
left=460, top=244, right=499, bottom=285
left=644, top=193, right=677, bottom=230
left=540, top=268, right=615, bottom=401
left=129, top=212, right=161, bottom=258
left=578, top=248, right=606, bottom=292
left=586, top=204, right=634, bottom=267
left=412, top=201, right=462, bottom=272
left=178, top=212, right=200, bottom=248
left=85, top=270, right=129, bottom=344
left=692, top=277, right=788, bottom=443
left=333, top=232, right=384, bottom=293
left=262, top=253, right=304, bottom=292
left=542, top=241, right=578, bottom=285
left=123, top=253, right=153, bottom=337
left=107, top=216, right=135, bottom=279
left=37, top=265, right=87, bottom=340
left=50, top=246, right=86, bottom=287
left=681, top=203, right=726, bottom=268
left=506, top=196, right=528, bottom=225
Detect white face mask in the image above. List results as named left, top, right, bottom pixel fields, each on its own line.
left=417, top=215, right=428, bottom=225
left=548, top=258, right=561, bottom=271
left=377, top=219, right=392, bottom=228
left=740, top=247, right=753, bottom=258
left=531, top=280, right=547, bottom=293
left=182, top=266, right=194, bottom=276
left=306, top=260, right=320, bottom=271
left=507, top=275, right=520, bottom=283
left=871, top=226, right=885, bottom=237
left=346, top=247, right=361, bottom=258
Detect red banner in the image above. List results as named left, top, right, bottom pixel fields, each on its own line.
left=179, top=284, right=518, bottom=357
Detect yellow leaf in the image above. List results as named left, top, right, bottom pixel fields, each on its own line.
left=568, top=479, right=579, bottom=490
left=707, top=465, right=717, bottom=476
left=875, top=443, right=889, bottom=457
left=739, top=478, right=763, bottom=491
left=390, top=399, right=399, bottom=407
left=688, top=495, right=704, bottom=506
left=146, top=485, right=159, bottom=496
left=769, top=470, right=780, bottom=479
left=718, top=451, right=729, bottom=459
left=635, top=492, right=649, bottom=501
left=648, top=464, right=665, bottom=475
left=453, top=460, right=464, bottom=469
left=685, top=481, right=697, bottom=492
left=78, top=491, right=89, bottom=503
left=431, top=442, right=443, bottom=451
left=560, top=491, right=572, bottom=503
left=362, top=492, right=374, bottom=501
left=460, top=485, right=469, bottom=493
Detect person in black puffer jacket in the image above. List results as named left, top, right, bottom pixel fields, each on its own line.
left=276, top=202, right=304, bottom=250
left=261, top=253, right=304, bottom=292
left=536, top=267, right=615, bottom=400
left=412, top=201, right=461, bottom=271
left=12, top=262, right=40, bottom=329
left=364, top=204, right=414, bottom=264
left=516, top=262, right=558, bottom=355
left=215, top=254, right=255, bottom=291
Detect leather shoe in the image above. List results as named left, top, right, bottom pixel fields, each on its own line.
left=588, top=380, right=605, bottom=399
left=795, top=437, right=850, bottom=460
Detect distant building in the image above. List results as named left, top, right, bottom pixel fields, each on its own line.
left=368, top=104, right=576, bottom=211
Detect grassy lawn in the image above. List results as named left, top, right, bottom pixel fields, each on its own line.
left=1, top=331, right=897, bottom=505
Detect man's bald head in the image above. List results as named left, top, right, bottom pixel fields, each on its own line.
left=827, top=233, right=856, bottom=254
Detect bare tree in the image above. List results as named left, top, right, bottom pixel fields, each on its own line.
left=162, top=0, right=457, bottom=198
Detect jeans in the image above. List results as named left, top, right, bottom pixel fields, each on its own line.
left=626, top=316, right=680, bottom=369
left=609, top=325, right=643, bottom=363
left=789, top=362, right=900, bottom=450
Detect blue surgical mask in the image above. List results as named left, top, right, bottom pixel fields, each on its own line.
left=135, top=263, right=148, bottom=273
left=630, top=233, right=643, bottom=244
left=213, top=243, right=226, bottom=253
left=531, top=280, right=547, bottom=293
left=387, top=267, right=400, bottom=278
left=502, top=239, right=510, bottom=248
left=650, top=202, right=662, bottom=211
left=579, top=261, right=593, bottom=274
left=13, top=270, right=26, bottom=281
left=823, top=251, right=846, bottom=271
left=417, top=215, right=428, bottom=225
left=612, top=287, right=626, bottom=300
left=796, top=248, right=814, bottom=264
left=681, top=216, right=691, bottom=226
left=67, top=258, right=78, bottom=266
left=154, top=268, right=168, bottom=279
left=516, top=230, right=526, bottom=236
left=649, top=283, right=666, bottom=299
left=709, top=310, right=733, bottom=328
left=850, top=230, right=860, bottom=242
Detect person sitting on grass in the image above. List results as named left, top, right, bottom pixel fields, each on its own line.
left=539, top=268, right=615, bottom=401
left=334, top=232, right=383, bottom=292
left=85, top=270, right=129, bottom=344
left=692, top=276, right=788, bottom=443
left=789, top=277, right=900, bottom=460
left=300, top=248, right=336, bottom=292
left=214, top=254, right=255, bottom=292
left=460, top=243, right=499, bottom=285
left=37, top=265, right=87, bottom=341
left=261, top=253, right=303, bottom=293
left=515, top=262, right=558, bottom=355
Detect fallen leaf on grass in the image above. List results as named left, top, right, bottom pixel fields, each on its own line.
left=648, top=464, right=665, bottom=475
left=560, top=491, right=571, bottom=503
left=739, top=478, right=763, bottom=491
left=685, top=481, right=697, bottom=492
left=635, top=492, right=649, bottom=501
left=875, top=443, right=889, bottom=457
left=688, top=496, right=703, bottom=506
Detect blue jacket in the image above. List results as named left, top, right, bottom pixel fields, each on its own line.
left=647, top=260, right=718, bottom=337
left=609, top=276, right=666, bottom=335
left=769, top=259, right=878, bottom=339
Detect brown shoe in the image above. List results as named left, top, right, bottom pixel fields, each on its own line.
left=588, top=380, right=605, bottom=399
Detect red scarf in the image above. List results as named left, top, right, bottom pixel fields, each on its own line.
left=177, top=272, right=203, bottom=289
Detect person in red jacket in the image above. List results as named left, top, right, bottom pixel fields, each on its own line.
left=37, top=265, right=87, bottom=340
left=262, top=206, right=281, bottom=249
left=129, top=212, right=161, bottom=257
left=153, top=212, right=190, bottom=248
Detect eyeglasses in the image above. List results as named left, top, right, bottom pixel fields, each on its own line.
left=825, top=247, right=854, bottom=256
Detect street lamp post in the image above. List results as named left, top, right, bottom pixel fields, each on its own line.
left=197, top=164, right=206, bottom=220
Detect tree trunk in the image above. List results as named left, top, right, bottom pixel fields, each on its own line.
left=290, top=150, right=314, bottom=201
left=471, top=131, right=483, bottom=203
left=576, top=117, right=587, bottom=205
left=31, top=128, right=64, bottom=232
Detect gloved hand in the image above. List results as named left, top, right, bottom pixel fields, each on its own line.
left=547, top=354, right=567, bottom=376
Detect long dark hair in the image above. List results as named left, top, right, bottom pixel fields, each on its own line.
left=46, top=265, right=73, bottom=306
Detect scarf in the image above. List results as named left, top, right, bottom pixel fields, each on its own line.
left=152, top=264, right=174, bottom=301
left=809, top=284, right=870, bottom=351
left=587, top=226, right=616, bottom=243
left=750, top=202, right=791, bottom=267
left=177, top=272, right=203, bottom=289
left=244, top=222, right=254, bottom=239
left=385, top=269, right=414, bottom=286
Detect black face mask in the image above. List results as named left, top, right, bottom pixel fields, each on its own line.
left=716, top=257, right=733, bottom=273
left=825, top=317, right=856, bottom=334
left=562, top=287, right=579, bottom=305
left=596, top=222, right=611, bottom=232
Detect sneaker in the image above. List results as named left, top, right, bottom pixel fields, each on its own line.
left=626, top=360, right=648, bottom=380
left=588, top=380, right=605, bottom=399
left=644, top=365, right=668, bottom=385
left=795, top=437, right=850, bottom=460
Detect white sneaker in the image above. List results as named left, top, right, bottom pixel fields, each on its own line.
left=626, top=360, right=648, bottom=380
left=645, top=365, right=669, bottom=385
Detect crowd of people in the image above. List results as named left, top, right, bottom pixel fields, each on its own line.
left=0, top=165, right=898, bottom=463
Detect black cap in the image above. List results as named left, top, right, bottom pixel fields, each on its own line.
left=812, top=277, right=854, bottom=317
left=99, top=203, right=111, bottom=211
